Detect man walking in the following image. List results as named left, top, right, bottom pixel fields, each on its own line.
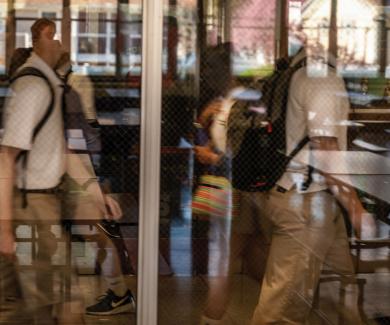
left=0, top=18, right=126, bottom=323
left=0, top=32, right=76, bottom=323
left=250, top=49, right=375, bottom=324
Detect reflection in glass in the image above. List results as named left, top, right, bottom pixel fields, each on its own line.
left=0, top=0, right=5, bottom=74
left=231, top=0, right=276, bottom=77
left=70, top=0, right=118, bottom=75
left=14, top=0, right=62, bottom=47
left=337, top=0, right=381, bottom=76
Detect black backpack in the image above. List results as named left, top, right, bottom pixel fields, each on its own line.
left=8, top=48, right=101, bottom=153
left=8, top=48, right=33, bottom=78
left=228, top=57, right=310, bottom=192
left=62, top=70, right=101, bottom=153
left=9, top=67, right=101, bottom=207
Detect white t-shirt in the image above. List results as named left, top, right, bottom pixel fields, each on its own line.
left=277, top=53, right=349, bottom=192
left=210, top=87, right=245, bottom=153
left=1, top=52, right=66, bottom=189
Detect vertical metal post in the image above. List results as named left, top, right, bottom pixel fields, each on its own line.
left=62, top=0, right=71, bottom=52
left=217, top=0, right=224, bottom=43
left=223, top=0, right=231, bottom=42
left=275, top=0, right=288, bottom=59
left=194, top=0, right=205, bottom=104
left=137, top=0, right=163, bottom=323
left=5, top=0, right=15, bottom=70
left=115, top=0, right=126, bottom=77
left=329, top=0, right=338, bottom=58
left=378, top=0, right=388, bottom=74
left=275, top=0, right=282, bottom=59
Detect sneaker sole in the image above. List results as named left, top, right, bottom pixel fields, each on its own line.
left=86, top=302, right=135, bottom=316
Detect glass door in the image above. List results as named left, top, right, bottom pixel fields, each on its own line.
left=0, top=0, right=147, bottom=324
left=156, top=0, right=278, bottom=324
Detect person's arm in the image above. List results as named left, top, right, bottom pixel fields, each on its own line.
left=197, top=99, right=222, bottom=127
left=301, top=71, right=375, bottom=238
left=0, top=146, right=21, bottom=259
left=310, top=136, right=375, bottom=238
left=194, top=99, right=224, bottom=165
left=68, top=74, right=97, bottom=121
left=194, top=145, right=222, bottom=165
left=65, top=150, right=122, bottom=220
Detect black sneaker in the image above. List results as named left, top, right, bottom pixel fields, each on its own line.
left=86, top=289, right=136, bottom=315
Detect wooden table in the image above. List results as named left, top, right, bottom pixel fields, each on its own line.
left=295, top=150, right=390, bottom=175
left=294, top=150, right=390, bottom=223
left=331, top=175, right=390, bottom=204
left=349, top=107, right=390, bottom=121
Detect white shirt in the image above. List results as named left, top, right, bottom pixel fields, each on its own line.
left=277, top=53, right=349, bottom=192
left=1, top=52, right=66, bottom=189
left=210, top=87, right=245, bottom=153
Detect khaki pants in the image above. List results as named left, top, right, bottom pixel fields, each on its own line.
left=250, top=189, right=362, bottom=325
left=0, top=190, right=65, bottom=324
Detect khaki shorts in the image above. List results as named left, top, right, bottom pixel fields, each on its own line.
left=1, top=189, right=67, bottom=322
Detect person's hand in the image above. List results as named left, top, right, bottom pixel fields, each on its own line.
left=194, top=146, right=220, bottom=165
left=198, top=99, right=223, bottom=127
left=103, top=195, right=123, bottom=221
left=0, top=229, right=16, bottom=261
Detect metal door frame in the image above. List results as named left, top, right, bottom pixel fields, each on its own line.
left=137, top=0, right=163, bottom=324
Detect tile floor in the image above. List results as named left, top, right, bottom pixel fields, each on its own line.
left=1, top=221, right=389, bottom=325
left=81, top=271, right=390, bottom=325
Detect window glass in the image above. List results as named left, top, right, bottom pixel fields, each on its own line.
left=14, top=0, right=63, bottom=18
left=231, top=0, right=276, bottom=77
left=14, top=0, right=63, bottom=48
left=288, top=0, right=331, bottom=77
left=71, top=0, right=117, bottom=75
left=15, top=19, right=62, bottom=48
left=14, top=0, right=62, bottom=49
left=337, top=0, right=381, bottom=77
left=175, top=0, right=197, bottom=79
left=0, top=0, right=6, bottom=74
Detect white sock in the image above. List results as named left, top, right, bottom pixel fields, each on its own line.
left=106, top=276, right=128, bottom=297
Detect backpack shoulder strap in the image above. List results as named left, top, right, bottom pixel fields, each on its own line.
left=10, top=67, right=57, bottom=208
left=10, top=67, right=56, bottom=141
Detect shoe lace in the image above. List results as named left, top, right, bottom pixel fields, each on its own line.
left=96, top=289, right=115, bottom=302
left=96, top=295, right=106, bottom=301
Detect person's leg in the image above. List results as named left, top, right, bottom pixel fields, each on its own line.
left=0, top=240, right=22, bottom=301
left=202, top=192, right=269, bottom=323
left=251, top=189, right=344, bottom=325
left=202, top=191, right=245, bottom=322
left=2, top=191, right=78, bottom=324
left=314, top=209, right=364, bottom=324
left=0, top=255, right=31, bottom=324
left=29, top=193, right=85, bottom=324
left=202, top=232, right=253, bottom=321
left=96, top=229, right=128, bottom=296
left=85, top=227, right=135, bottom=315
